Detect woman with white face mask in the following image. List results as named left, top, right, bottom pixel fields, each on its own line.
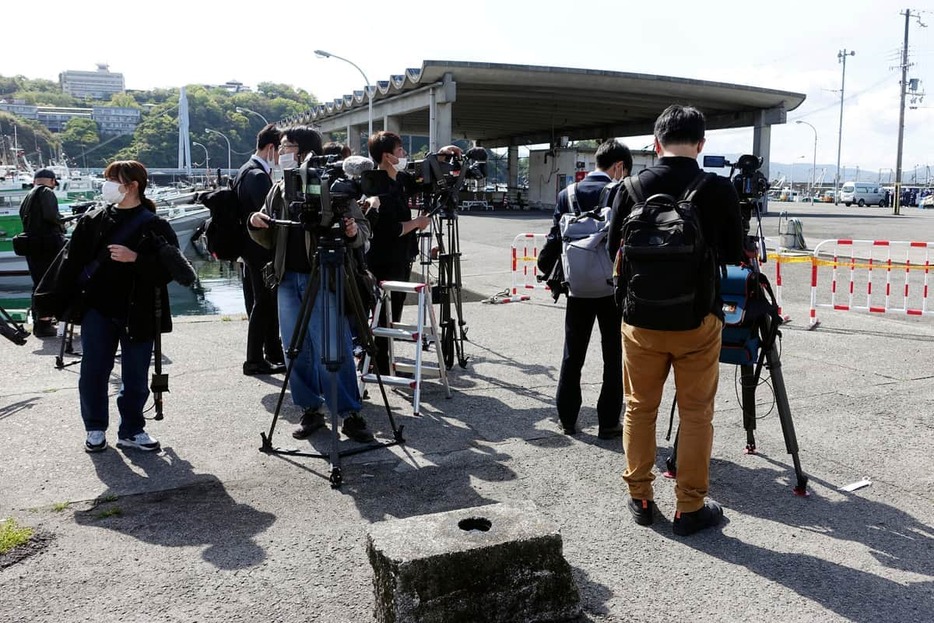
left=365, top=131, right=431, bottom=375
left=247, top=126, right=375, bottom=443
left=45, top=160, right=180, bottom=453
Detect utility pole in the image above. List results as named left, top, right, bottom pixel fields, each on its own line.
left=894, top=9, right=927, bottom=214
left=835, top=49, right=855, bottom=206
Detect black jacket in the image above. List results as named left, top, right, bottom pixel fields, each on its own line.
left=607, top=157, right=746, bottom=317
left=234, top=157, right=273, bottom=265
left=366, top=171, right=415, bottom=275
left=35, top=205, right=177, bottom=341
left=19, top=185, right=65, bottom=237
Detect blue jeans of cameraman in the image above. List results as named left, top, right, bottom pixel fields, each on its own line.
left=79, top=307, right=154, bottom=438
left=277, top=271, right=361, bottom=415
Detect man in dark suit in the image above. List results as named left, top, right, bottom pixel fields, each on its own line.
left=546, top=139, right=632, bottom=439
left=19, top=168, right=66, bottom=338
left=236, top=123, right=285, bottom=376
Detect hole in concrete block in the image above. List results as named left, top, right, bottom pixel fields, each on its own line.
left=458, top=517, right=492, bottom=532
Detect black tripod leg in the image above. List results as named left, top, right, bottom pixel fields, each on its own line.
left=740, top=363, right=757, bottom=453
left=764, top=344, right=809, bottom=495
left=449, top=217, right=468, bottom=368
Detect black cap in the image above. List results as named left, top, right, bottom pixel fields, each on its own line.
left=34, top=168, right=58, bottom=182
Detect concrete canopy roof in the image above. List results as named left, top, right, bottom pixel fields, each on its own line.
left=302, top=60, right=806, bottom=148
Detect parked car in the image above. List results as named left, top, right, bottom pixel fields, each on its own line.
left=840, top=182, right=887, bottom=207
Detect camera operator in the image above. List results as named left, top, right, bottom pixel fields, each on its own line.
left=607, top=105, right=745, bottom=536
left=247, top=126, right=374, bottom=443
left=366, top=131, right=431, bottom=375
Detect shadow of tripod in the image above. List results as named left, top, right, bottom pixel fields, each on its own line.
left=259, top=219, right=404, bottom=488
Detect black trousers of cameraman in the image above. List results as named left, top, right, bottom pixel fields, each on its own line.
left=242, top=248, right=283, bottom=365
left=556, top=295, right=623, bottom=431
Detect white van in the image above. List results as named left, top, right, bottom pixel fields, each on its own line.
left=840, top=182, right=887, bottom=207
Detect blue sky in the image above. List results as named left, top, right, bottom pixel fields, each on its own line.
left=8, top=1, right=934, bottom=174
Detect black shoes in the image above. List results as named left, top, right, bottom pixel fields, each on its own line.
left=292, top=407, right=327, bottom=439
left=33, top=319, right=57, bottom=338
left=628, top=498, right=656, bottom=526
left=243, top=360, right=286, bottom=376
left=561, top=423, right=578, bottom=436
left=597, top=423, right=623, bottom=440
left=672, top=500, right=724, bottom=536
left=341, top=413, right=375, bottom=443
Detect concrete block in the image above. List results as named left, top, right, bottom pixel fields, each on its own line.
left=367, top=503, right=580, bottom=623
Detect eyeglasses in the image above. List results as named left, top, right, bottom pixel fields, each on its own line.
left=279, top=142, right=298, bottom=151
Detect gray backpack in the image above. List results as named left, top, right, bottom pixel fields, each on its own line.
left=559, top=184, right=615, bottom=298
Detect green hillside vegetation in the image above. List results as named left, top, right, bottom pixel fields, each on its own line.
left=0, top=74, right=317, bottom=169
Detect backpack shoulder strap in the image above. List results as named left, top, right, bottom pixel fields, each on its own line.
left=566, top=183, right=581, bottom=215
left=622, top=175, right=644, bottom=204
left=680, top=171, right=716, bottom=203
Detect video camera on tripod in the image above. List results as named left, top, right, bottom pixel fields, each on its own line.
left=280, top=153, right=391, bottom=233
left=407, top=147, right=489, bottom=215
left=703, top=154, right=770, bottom=262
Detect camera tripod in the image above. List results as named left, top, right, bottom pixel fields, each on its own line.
left=259, top=224, right=404, bottom=488
left=0, top=304, right=29, bottom=346
left=664, top=227, right=809, bottom=496
left=419, top=196, right=469, bottom=369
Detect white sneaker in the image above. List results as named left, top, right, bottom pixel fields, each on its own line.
left=85, top=431, right=107, bottom=453
left=116, top=431, right=161, bottom=452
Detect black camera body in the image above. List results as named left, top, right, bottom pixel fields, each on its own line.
left=406, top=148, right=488, bottom=216
left=703, top=154, right=770, bottom=256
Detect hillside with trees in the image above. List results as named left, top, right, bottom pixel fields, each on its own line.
left=0, top=74, right=317, bottom=169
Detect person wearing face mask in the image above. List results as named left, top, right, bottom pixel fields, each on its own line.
left=366, top=131, right=431, bottom=375
left=42, top=160, right=178, bottom=453
left=235, top=123, right=286, bottom=376
left=546, top=139, right=632, bottom=439
left=248, top=126, right=375, bottom=443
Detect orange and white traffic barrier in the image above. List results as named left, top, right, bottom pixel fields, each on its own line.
left=510, top=233, right=549, bottom=297
left=808, top=239, right=933, bottom=328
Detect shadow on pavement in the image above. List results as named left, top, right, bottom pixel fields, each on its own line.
left=74, top=447, right=276, bottom=570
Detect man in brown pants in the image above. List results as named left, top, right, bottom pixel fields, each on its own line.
left=607, top=105, right=745, bottom=536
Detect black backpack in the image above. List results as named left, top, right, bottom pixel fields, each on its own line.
left=616, top=171, right=716, bottom=330
left=198, top=185, right=244, bottom=261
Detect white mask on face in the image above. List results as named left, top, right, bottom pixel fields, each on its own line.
left=278, top=152, right=297, bottom=170
left=393, top=157, right=408, bottom=172
left=101, top=180, right=126, bottom=204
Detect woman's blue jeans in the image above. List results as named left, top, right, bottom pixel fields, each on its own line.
left=277, top=271, right=361, bottom=416
left=79, top=307, right=154, bottom=438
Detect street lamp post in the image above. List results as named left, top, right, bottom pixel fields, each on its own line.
left=314, top=49, right=373, bottom=138
left=205, top=128, right=231, bottom=174
left=236, top=106, right=269, bottom=125
left=796, top=120, right=818, bottom=204
left=835, top=49, right=855, bottom=205
left=192, top=141, right=210, bottom=174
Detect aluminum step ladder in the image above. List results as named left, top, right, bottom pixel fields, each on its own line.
left=359, top=280, right=451, bottom=416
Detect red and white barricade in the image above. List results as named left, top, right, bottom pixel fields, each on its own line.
left=808, top=239, right=933, bottom=328
left=506, top=233, right=550, bottom=302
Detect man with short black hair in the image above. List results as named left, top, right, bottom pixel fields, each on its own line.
left=607, top=105, right=745, bottom=536
left=548, top=139, right=632, bottom=439
left=237, top=123, right=285, bottom=376
left=19, top=168, right=65, bottom=337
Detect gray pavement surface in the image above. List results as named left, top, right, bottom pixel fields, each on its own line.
left=1, top=203, right=933, bottom=622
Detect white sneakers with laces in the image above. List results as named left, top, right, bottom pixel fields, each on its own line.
left=115, top=431, right=161, bottom=452
left=85, top=431, right=107, bottom=453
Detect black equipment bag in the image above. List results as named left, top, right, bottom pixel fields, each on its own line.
left=198, top=187, right=245, bottom=261
left=616, top=171, right=716, bottom=330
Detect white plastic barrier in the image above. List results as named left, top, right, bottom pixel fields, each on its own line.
left=809, top=239, right=933, bottom=328
left=509, top=233, right=549, bottom=301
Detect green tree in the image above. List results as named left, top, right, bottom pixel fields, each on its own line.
left=60, top=118, right=100, bottom=164
left=108, top=93, right=139, bottom=108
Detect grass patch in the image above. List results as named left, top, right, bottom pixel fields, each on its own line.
left=0, top=518, right=34, bottom=554
left=98, top=494, right=118, bottom=503
left=52, top=502, right=70, bottom=512
left=221, top=315, right=232, bottom=322
left=95, top=507, right=122, bottom=520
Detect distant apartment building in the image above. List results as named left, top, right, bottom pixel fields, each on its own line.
left=0, top=100, right=140, bottom=135
left=59, top=64, right=125, bottom=99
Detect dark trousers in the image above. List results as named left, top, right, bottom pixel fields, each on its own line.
left=26, top=252, right=58, bottom=318
left=243, top=258, right=283, bottom=364
left=556, top=295, right=623, bottom=430
left=79, top=307, right=154, bottom=438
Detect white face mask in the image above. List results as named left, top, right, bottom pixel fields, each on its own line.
left=101, top=180, right=126, bottom=204
left=278, top=153, right=297, bottom=170
left=393, top=157, right=408, bottom=172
